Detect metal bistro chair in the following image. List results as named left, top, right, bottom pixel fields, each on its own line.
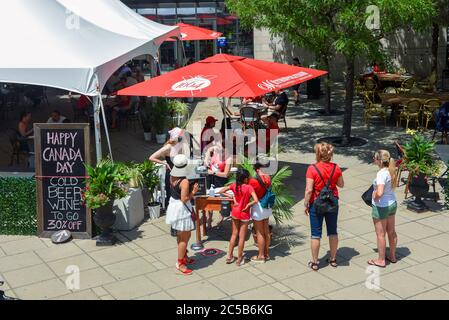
left=397, top=98, right=422, bottom=130
left=363, top=93, right=386, bottom=128
left=7, top=129, right=29, bottom=166
left=398, top=78, right=415, bottom=94
left=119, top=98, right=141, bottom=132
left=418, top=71, right=437, bottom=93
left=409, top=86, right=424, bottom=94
left=383, top=87, right=398, bottom=94
left=240, top=105, right=260, bottom=132
left=422, top=99, right=442, bottom=130
left=364, top=78, right=378, bottom=92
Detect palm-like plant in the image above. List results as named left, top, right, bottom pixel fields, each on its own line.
left=229, top=158, right=295, bottom=224
left=403, top=134, right=439, bottom=176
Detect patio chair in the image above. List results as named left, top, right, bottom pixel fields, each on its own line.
left=240, top=105, right=260, bottom=131
left=119, top=98, right=141, bottom=132
left=278, top=105, right=289, bottom=132
left=417, top=71, right=437, bottom=92
left=364, top=78, right=377, bottom=92
left=383, top=87, right=398, bottom=94
left=354, top=80, right=365, bottom=96
left=397, top=98, right=422, bottom=130
left=409, top=86, right=424, bottom=94
left=7, top=128, right=29, bottom=166
left=398, top=78, right=415, bottom=94
left=363, top=93, right=386, bottom=128
left=422, top=99, right=442, bottom=129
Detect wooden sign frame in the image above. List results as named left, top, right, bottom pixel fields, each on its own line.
left=34, top=123, right=92, bottom=239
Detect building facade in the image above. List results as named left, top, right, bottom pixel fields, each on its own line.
left=123, top=1, right=449, bottom=88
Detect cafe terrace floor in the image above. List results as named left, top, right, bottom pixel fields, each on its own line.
left=0, top=86, right=449, bottom=300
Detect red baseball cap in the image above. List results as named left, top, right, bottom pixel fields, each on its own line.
left=206, top=116, right=218, bottom=125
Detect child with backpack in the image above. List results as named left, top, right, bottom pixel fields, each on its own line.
left=219, top=169, right=259, bottom=266
left=249, top=162, right=275, bottom=263
left=304, top=143, right=344, bottom=271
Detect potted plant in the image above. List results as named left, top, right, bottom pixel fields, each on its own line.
left=83, top=159, right=126, bottom=246
left=152, top=98, right=169, bottom=144
left=113, top=162, right=145, bottom=231
left=402, top=134, right=440, bottom=212
left=138, top=160, right=162, bottom=219
left=168, top=99, right=190, bottom=128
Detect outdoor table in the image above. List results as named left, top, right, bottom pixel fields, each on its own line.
left=194, top=195, right=230, bottom=244
left=379, top=93, right=449, bottom=106
left=435, top=144, right=449, bottom=177
left=375, top=72, right=412, bottom=83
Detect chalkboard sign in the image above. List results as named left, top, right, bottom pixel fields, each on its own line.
left=34, top=124, right=92, bottom=239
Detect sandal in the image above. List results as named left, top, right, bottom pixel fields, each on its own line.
left=327, top=258, right=338, bottom=268
left=367, top=259, right=386, bottom=268
left=250, top=256, right=266, bottom=264
left=184, top=250, right=196, bottom=265
left=308, top=261, right=319, bottom=271
left=176, top=259, right=193, bottom=275
left=226, top=256, right=236, bottom=264
left=236, top=257, right=246, bottom=267
left=386, top=257, right=397, bottom=264
left=264, top=255, right=271, bottom=261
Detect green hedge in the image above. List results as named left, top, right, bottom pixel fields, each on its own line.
left=0, top=177, right=37, bottom=235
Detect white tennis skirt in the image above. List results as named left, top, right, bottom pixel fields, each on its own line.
left=165, top=198, right=196, bottom=232
left=251, top=203, right=273, bottom=221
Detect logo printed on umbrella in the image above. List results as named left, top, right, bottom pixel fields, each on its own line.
left=210, top=32, right=220, bottom=37
left=180, top=33, right=188, bottom=39
left=258, top=71, right=312, bottom=91
left=168, top=75, right=217, bottom=95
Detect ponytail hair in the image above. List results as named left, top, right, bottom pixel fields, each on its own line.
left=235, top=168, right=250, bottom=195
left=375, top=150, right=397, bottom=189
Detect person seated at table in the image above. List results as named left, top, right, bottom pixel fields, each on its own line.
left=242, top=96, right=263, bottom=105
left=201, top=116, right=219, bottom=155
left=47, top=110, right=67, bottom=124
left=17, top=111, right=33, bottom=152
left=204, top=141, right=233, bottom=230
left=104, top=71, right=121, bottom=95
left=435, top=102, right=449, bottom=144
left=261, top=89, right=289, bottom=125
left=106, top=94, right=132, bottom=129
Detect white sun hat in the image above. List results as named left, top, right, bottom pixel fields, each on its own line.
left=170, top=154, right=194, bottom=178
left=168, top=127, right=184, bottom=141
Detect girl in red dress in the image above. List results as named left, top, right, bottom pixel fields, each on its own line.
left=219, top=169, right=259, bottom=266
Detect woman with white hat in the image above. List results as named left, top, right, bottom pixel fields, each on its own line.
left=149, top=127, right=186, bottom=210
left=165, top=154, right=199, bottom=275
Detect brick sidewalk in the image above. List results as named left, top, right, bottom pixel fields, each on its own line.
left=1, top=90, right=448, bottom=300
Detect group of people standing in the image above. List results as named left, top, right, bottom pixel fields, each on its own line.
left=150, top=125, right=399, bottom=275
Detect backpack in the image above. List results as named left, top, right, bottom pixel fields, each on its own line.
left=312, top=164, right=338, bottom=215
left=256, top=174, right=276, bottom=209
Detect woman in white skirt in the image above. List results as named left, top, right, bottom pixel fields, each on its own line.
left=165, top=155, right=199, bottom=275
left=249, top=162, right=273, bottom=263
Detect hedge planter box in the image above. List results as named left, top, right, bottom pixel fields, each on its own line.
left=113, top=188, right=145, bottom=231
left=0, top=173, right=36, bottom=236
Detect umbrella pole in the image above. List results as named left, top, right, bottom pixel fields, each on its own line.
left=99, top=94, right=114, bottom=162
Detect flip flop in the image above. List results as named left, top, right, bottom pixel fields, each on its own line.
left=386, top=257, right=397, bottom=264
left=250, top=256, right=266, bottom=264
left=236, top=258, right=246, bottom=267
left=367, top=259, right=386, bottom=268
left=226, top=256, right=236, bottom=264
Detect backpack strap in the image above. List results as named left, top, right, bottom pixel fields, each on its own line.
left=256, top=173, right=268, bottom=191
left=313, top=164, right=337, bottom=188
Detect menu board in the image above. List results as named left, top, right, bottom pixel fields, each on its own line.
left=34, top=124, right=92, bottom=239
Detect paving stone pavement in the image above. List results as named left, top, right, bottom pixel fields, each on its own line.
left=0, top=88, right=448, bottom=300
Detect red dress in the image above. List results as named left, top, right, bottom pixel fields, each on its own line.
left=229, top=183, right=255, bottom=221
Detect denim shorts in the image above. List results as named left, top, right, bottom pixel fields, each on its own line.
left=309, top=202, right=339, bottom=239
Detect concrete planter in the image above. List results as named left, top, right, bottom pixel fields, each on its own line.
left=143, top=132, right=152, bottom=142
left=156, top=133, right=166, bottom=144
left=113, top=188, right=145, bottom=231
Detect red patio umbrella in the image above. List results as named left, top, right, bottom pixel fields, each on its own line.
left=166, top=22, right=222, bottom=41
left=117, top=53, right=327, bottom=98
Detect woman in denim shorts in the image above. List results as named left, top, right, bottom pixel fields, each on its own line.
left=304, top=143, right=344, bottom=271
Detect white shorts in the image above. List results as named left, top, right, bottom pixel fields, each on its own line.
left=251, top=203, right=272, bottom=221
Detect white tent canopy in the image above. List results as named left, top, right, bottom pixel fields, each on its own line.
left=0, top=0, right=179, bottom=161
left=0, top=0, right=179, bottom=95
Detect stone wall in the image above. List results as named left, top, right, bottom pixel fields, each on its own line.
left=254, top=27, right=448, bottom=87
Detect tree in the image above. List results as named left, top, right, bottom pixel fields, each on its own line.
left=226, top=0, right=436, bottom=144
left=431, top=0, right=449, bottom=83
